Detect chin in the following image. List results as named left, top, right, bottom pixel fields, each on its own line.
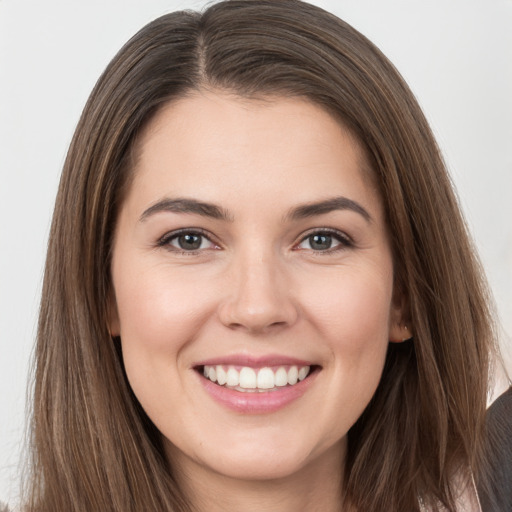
left=165, top=427, right=345, bottom=484
left=199, top=450, right=313, bottom=482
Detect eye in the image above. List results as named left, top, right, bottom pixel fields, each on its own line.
left=296, top=230, right=352, bottom=252
left=158, top=229, right=219, bottom=252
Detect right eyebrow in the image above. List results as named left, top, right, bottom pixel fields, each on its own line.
left=285, top=196, right=372, bottom=223
left=139, top=197, right=234, bottom=222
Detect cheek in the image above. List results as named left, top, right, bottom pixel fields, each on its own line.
left=283, top=265, right=394, bottom=446
left=300, top=265, right=394, bottom=344
left=111, top=265, right=212, bottom=422
left=300, top=264, right=393, bottom=408
left=113, top=263, right=214, bottom=352
left=111, top=263, right=216, bottom=413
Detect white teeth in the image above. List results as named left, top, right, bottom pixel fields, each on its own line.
left=239, top=367, right=257, bottom=388
left=216, top=365, right=227, bottom=385
left=202, top=364, right=311, bottom=390
left=287, top=366, right=299, bottom=385
left=298, top=366, right=309, bottom=381
left=226, top=367, right=239, bottom=387
left=275, top=367, right=288, bottom=387
left=257, top=367, right=275, bottom=389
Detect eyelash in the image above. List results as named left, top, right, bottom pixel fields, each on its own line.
left=293, top=228, right=354, bottom=254
left=156, top=227, right=354, bottom=255
left=156, top=228, right=220, bottom=255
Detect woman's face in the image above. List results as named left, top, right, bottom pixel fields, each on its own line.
left=110, top=91, right=406, bottom=484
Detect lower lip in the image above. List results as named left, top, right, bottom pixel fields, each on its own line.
left=197, top=370, right=318, bottom=414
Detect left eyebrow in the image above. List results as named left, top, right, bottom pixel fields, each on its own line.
left=286, top=196, right=372, bottom=223
left=139, top=197, right=234, bottom=222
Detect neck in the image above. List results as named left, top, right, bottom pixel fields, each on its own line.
left=172, top=441, right=347, bottom=512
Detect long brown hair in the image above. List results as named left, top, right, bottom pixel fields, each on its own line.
left=26, top=1, right=495, bottom=510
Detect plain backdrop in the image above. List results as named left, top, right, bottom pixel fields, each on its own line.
left=1, top=0, right=511, bottom=504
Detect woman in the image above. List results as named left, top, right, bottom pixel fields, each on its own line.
left=23, top=1, right=498, bottom=510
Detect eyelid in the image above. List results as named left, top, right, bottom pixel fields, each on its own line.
left=156, top=227, right=221, bottom=252
left=293, top=227, right=354, bottom=251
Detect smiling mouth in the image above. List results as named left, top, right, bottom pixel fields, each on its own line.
left=197, top=364, right=317, bottom=393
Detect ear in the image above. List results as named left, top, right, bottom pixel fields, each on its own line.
left=388, top=285, right=411, bottom=343
left=389, top=320, right=411, bottom=343
left=107, top=290, right=120, bottom=337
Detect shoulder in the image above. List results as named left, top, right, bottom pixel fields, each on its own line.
left=486, top=385, right=512, bottom=437
left=478, top=386, right=512, bottom=512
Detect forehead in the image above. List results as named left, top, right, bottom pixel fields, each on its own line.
left=128, top=90, right=381, bottom=214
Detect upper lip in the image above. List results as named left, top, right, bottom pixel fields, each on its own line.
left=193, top=354, right=315, bottom=369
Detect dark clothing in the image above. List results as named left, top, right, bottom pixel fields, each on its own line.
left=479, top=386, right=512, bottom=512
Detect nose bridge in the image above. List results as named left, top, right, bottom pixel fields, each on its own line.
left=218, top=243, right=297, bottom=332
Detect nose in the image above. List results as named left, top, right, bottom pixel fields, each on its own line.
left=217, top=251, right=299, bottom=334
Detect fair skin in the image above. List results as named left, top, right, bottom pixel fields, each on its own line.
left=110, top=90, right=408, bottom=512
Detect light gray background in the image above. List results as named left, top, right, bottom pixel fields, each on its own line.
left=1, top=0, right=511, bottom=504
